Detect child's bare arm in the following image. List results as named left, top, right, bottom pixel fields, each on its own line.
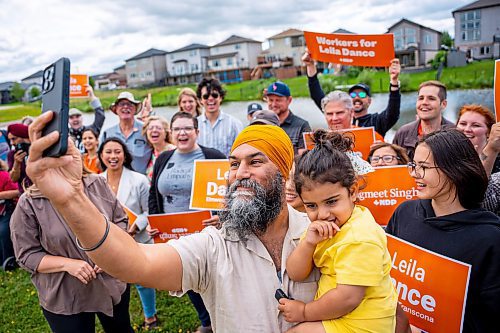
left=286, top=239, right=316, bottom=281
left=279, top=284, right=366, bottom=322
left=287, top=220, right=340, bottom=281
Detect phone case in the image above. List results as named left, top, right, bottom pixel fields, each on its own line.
left=41, top=57, right=70, bottom=157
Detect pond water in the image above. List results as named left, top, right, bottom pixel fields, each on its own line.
left=84, top=89, right=494, bottom=143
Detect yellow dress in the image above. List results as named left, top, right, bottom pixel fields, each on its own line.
left=309, top=205, right=397, bottom=332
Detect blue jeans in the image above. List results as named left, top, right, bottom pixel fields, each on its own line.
left=135, top=284, right=156, bottom=319
left=187, top=290, right=211, bottom=327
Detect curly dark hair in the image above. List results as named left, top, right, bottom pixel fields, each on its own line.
left=196, top=77, right=226, bottom=100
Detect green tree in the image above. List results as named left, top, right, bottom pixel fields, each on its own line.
left=441, top=31, right=453, bottom=48
left=29, top=86, right=40, bottom=99
left=10, top=82, right=25, bottom=102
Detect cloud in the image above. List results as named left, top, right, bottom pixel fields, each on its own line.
left=0, top=0, right=470, bottom=82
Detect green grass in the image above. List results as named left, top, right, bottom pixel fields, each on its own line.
left=1, top=60, right=495, bottom=121
left=0, top=269, right=200, bottom=332
left=0, top=105, right=42, bottom=123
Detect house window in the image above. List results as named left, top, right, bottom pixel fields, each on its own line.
left=146, top=71, right=152, bottom=77
left=291, top=36, right=304, bottom=47
left=129, top=73, right=137, bottom=78
left=269, top=40, right=274, bottom=48
left=213, top=60, right=220, bottom=67
left=405, top=28, right=416, bottom=44
left=189, top=50, right=197, bottom=56
left=424, top=34, right=432, bottom=45
left=227, top=58, right=233, bottom=66
left=393, top=29, right=402, bottom=37
left=128, top=61, right=136, bottom=68
left=480, top=46, right=490, bottom=55
left=284, top=37, right=291, bottom=46
left=395, top=38, right=404, bottom=50
left=460, top=10, right=481, bottom=41
left=235, top=44, right=241, bottom=50
left=170, top=54, right=174, bottom=59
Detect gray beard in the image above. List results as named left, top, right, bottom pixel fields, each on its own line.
left=220, top=172, right=284, bottom=240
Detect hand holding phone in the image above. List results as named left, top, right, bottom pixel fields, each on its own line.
left=41, top=57, right=70, bottom=157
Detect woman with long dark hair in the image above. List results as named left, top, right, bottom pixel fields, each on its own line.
left=386, top=129, right=500, bottom=333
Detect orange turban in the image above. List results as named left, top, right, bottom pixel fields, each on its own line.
left=231, top=125, right=294, bottom=179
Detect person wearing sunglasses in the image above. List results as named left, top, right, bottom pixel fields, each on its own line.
left=302, top=50, right=401, bottom=138
left=368, top=142, right=409, bottom=167
left=195, top=78, right=243, bottom=156
left=386, top=129, right=500, bottom=332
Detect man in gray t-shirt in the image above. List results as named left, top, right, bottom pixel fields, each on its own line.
left=156, top=148, right=204, bottom=213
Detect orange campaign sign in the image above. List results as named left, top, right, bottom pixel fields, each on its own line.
left=147, top=210, right=212, bottom=243
left=70, top=74, right=88, bottom=98
left=122, top=204, right=138, bottom=227
left=387, top=234, right=471, bottom=333
left=304, top=31, right=395, bottom=67
left=190, top=159, right=230, bottom=210
left=358, top=165, right=418, bottom=226
left=494, top=59, right=500, bottom=121
left=303, top=127, right=376, bottom=160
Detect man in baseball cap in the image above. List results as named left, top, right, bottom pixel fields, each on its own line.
left=249, top=110, right=280, bottom=126
left=101, top=91, right=151, bottom=174
left=246, top=102, right=263, bottom=122
left=265, top=81, right=311, bottom=155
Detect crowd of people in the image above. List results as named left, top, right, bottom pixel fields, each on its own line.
left=0, top=50, right=499, bottom=333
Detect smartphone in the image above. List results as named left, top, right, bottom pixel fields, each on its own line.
left=15, top=142, right=31, bottom=155
left=41, top=57, right=70, bottom=157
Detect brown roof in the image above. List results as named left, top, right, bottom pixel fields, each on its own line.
left=212, top=35, right=261, bottom=47
left=453, top=0, right=500, bottom=13
left=267, top=28, right=303, bottom=40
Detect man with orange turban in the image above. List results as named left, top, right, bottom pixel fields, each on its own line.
left=28, top=112, right=415, bottom=331
left=26, top=114, right=319, bottom=332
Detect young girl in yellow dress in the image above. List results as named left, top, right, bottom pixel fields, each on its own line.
left=278, top=130, right=397, bottom=332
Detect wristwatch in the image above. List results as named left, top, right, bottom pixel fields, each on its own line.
left=390, top=81, right=400, bottom=89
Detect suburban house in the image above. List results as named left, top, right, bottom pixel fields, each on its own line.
left=92, top=65, right=127, bottom=90
left=21, top=70, right=43, bottom=86
left=166, top=43, right=210, bottom=85
left=21, top=70, right=44, bottom=101
left=453, top=0, right=500, bottom=60
left=207, top=35, right=262, bottom=83
left=386, top=18, right=442, bottom=68
left=0, top=82, right=16, bottom=104
left=125, top=48, right=168, bottom=88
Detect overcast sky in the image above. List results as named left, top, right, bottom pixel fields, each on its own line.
left=0, top=0, right=471, bottom=82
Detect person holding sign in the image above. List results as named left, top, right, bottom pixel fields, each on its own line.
left=278, top=130, right=397, bottom=332
left=97, top=137, right=159, bottom=329
left=68, top=84, right=105, bottom=153
left=387, top=129, right=500, bottom=332
left=149, top=111, right=225, bottom=333
left=302, top=50, right=401, bottom=138
left=392, top=81, right=454, bottom=159
left=23, top=113, right=411, bottom=332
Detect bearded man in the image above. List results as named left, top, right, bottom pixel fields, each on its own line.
left=24, top=113, right=319, bottom=332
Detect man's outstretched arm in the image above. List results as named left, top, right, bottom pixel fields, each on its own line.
left=27, top=111, right=182, bottom=291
